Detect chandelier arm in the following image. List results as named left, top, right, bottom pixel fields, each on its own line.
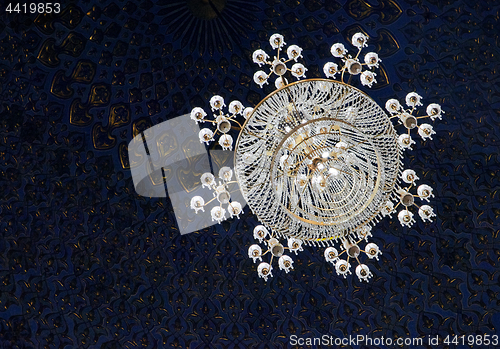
left=226, top=118, right=243, bottom=128
left=203, top=197, right=217, bottom=206
left=341, top=68, right=346, bottom=86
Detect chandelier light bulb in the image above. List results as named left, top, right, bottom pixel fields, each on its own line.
left=352, top=32, right=369, bottom=49
left=190, top=196, right=205, bottom=213
left=405, top=92, right=423, bottom=107
left=279, top=154, right=289, bottom=169
left=216, top=189, right=231, bottom=204
left=398, top=209, right=416, bottom=227
left=364, top=243, right=382, bottom=260
left=381, top=201, right=395, bottom=217
left=211, top=206, right=226, bottom=223
left=328, top=167, right=340, bottom=176
left=218, top=134, right=233, bottom=151
left=253, top=225, right=268, bottom=243
left=253, top=71, right=269, bottom=87
left=343, top=152, right=356, bottom=165
left=200, top=172, right=215, bottom=188
left=190, top=107, right=207, bottom=123
left=199, top=128, right=214, bottom=145
left=418, top=205, right=436, bottom=222
left=287, top=238, right=304, bottom=255
left=323, top=62, right=339, bottom=78
left=278, top=255, right=294, bottom=273
left=228, top=201, right=242, bottom=219
left=248, top=244, right=262, bottom=263
left=295, top=174, right=308, bottom=187
left=271, top=242, right=284, bottom=257
left=417, top=184, right=434, bottom=202
left=398, top=133, right=416, bottom=150
left=324, top=247, right=339, bottom=263
left=291, top=63, right=308, bottom=79
left=357, top=226, right=373, bottom=242
left=228, top=100, right=244, bottom=115
left=360, top=71, right=377, bottom=87
left=385, top=99, right=402, bottom=114
left=330, top=43, right=347, bottom=57
left=210, top=95, right=225, bottom=110
left=312, top=174, right=327, bottom=192
left=355, top=264, right=373, bottom=282
left=269, top=33, right=285, bottom=49
left=364, top=52, right=381, bottom=68
left=243, top=107, right=254, bottom=119
left=426, top=103, right=444, bottom=120
left=252, top=49, right=269, bottom=66
left=418, top=123, right=436, bottom=140
left=287, top=45, right=303, bottom=61
left=335, top=141, right=348, bottom=150
left=275, top=76, right=288, bottom=89
left=272, top=60, right=287, bottom=76
left=344, top=241, right=361, bottom=259
left=402, top=169, right=419, bottom=184
left=257, top=262, right=273, bottom=281
left=218, top=166, right=233, bottom=182
left=335, top=259, right=351, bottom=278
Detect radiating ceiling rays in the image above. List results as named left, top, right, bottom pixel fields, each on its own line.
left=158, top=0, right=261, bottom=55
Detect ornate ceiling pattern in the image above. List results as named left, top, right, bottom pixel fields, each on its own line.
left=0, top=0, right=499, bottom=347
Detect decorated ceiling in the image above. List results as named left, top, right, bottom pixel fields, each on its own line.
left=0, top=0, right=499, bottom=347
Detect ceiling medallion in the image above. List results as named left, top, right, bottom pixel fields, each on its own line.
left=190, top=33, right=442, bottom=282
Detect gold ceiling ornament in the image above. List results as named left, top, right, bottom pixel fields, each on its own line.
left=190, top=33, right=441, bottom=282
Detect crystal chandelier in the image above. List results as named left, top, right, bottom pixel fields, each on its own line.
left=189, top=33, right=442, bottom=282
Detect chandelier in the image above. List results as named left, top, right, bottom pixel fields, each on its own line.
left=189, top=33, right=442, bottom=282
